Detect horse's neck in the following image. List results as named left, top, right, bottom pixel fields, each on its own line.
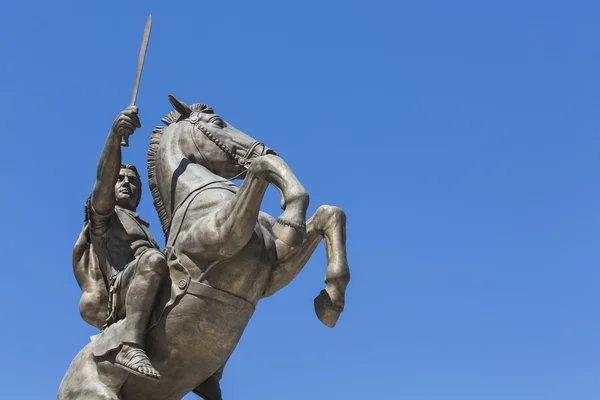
left=158, top=124, right=230, bottom=216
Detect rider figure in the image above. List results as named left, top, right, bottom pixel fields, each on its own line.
left=75, top=106, right=225, bottom=397
left=87, top=106, right=167, bottom=380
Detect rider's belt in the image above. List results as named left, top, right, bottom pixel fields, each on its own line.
left=185, top=280, right=256, bottom=314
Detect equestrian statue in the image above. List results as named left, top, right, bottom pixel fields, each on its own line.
left=57, top=96, right=350, bottom=399
left=57, top=17, right=350, bottom=400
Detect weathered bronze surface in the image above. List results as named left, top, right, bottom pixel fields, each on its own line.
left=58, top=19, right=349, bottom=400
left=58, top=98, right=350, bottom=399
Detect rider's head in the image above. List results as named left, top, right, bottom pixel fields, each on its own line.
left=115, top=164, right=142, bottom=211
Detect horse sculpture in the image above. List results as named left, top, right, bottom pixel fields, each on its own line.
left=58, top=95, right=350, bottom=400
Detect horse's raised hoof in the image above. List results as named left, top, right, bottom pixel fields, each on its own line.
left=273, top=219, right=305, bottom=247
left=314, top=289, right=343, bottom=328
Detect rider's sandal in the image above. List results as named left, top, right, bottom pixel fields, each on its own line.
left=115, top=346, right=161, bottom=381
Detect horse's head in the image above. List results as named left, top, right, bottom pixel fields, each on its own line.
left=168, top=95, right=277, bottom=179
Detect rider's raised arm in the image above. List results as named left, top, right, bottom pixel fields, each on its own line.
left=90, top=106, right=140, bottom=226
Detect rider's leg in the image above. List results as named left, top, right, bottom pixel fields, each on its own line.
left=115, top=248, right=168, bottom=380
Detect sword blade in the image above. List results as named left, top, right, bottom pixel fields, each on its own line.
left=121, top=15, right=152, bottom=147
left=130, top=15, right=152, bottom=106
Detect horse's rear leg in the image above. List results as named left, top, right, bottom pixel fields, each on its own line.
left=263, top=205, right=350, bottom=327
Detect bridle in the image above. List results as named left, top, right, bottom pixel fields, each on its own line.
left=188, top=111, right=266, bottom=170
left=166, top=112, right=268, bottom=244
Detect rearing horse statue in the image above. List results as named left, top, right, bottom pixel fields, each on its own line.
left=58, top=95, right=350, bottom=400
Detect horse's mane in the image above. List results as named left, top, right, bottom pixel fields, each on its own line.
left=147, top=103, right=214, bottom=240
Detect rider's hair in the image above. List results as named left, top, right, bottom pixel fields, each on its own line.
left=121, top=164, right=142, bottom=208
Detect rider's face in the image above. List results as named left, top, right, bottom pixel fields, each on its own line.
left=115, top=168, right=139, bottom=210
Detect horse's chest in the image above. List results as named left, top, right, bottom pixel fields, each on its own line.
left=206, top=231, right=272, bottom=301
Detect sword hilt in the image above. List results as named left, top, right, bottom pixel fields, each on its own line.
left=119, top=119, right=132, bottom=147
left=120, top=132, right=130, bottom=147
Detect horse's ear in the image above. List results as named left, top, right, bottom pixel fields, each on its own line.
left=168, top=94, right=193, bottom=118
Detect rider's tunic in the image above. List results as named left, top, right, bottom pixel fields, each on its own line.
left=89, top=205, right=160, bottom=324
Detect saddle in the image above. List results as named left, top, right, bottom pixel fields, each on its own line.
left=91, top=248, right=255, bottom=357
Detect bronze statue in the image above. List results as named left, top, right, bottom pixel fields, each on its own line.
left=58, top=96, right=350, bottom=399
left=58, top=16, right=349, bottom=400
left=66, top=105, right=224, bottom=399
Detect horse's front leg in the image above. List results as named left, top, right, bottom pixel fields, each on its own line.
left=180, top=155, right=309, bottom=259
left=263, top=205, right=350, bottom=327
left=247, top=154, right=310, bottom=246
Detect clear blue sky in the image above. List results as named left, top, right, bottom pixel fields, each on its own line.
left=1, top=1, right=598, bottom=399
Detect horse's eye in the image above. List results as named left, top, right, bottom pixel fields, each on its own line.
left=209, top=117, right=224, bottom=128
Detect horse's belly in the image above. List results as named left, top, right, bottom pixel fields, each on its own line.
left=122, top=293, right=254, bottom=399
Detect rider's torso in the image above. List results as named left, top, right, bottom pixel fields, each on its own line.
left=95, top=206, right=160, bottom=273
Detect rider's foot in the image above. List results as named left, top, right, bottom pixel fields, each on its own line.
left=115, top=344, right=161, bottom=381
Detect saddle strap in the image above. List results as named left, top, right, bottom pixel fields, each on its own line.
left=167, top=181, right=236, bottom=248
left=186, top=280, right=255, bottom=314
